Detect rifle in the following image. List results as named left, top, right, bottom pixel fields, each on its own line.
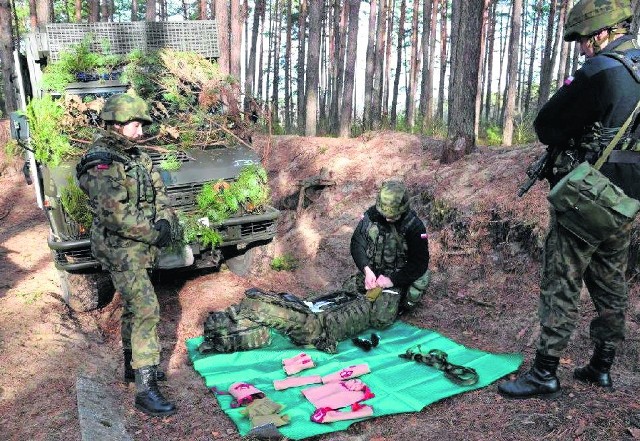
left=517, top=148, right=558, bottom=197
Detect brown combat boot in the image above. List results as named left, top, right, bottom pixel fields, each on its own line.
left=498, top=351, right=562, bottom=399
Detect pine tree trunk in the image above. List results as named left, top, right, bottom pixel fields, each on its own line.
left=502, top=0, right=522, bottom=146
left=230, top=0, right=242, bottom=80
left=436, top=0, right=448, bottom=122
left=441, top=0, right=483, bottom=163
left=215, top=0, right=231, bottom=75
left=284, top=0, right=292, bottom=131
left=523, top=0, right=541, bottom=115
left=382, top=0, right=395, bottom=125
left=418, top=0, right=434, bottom=127
left=483, top=0, right=496, bottom=123
left=537, top=0, right=557, bottom=109
left=305, top=0, right=323, bottom=136
left=474, top=0, right=490, bottom=138
left=390, top=0, right=406, bottom=128
left=339, top=0, right=361, bottom=137
left=363, top=0, right=378, bottom=130
left=554, top=0, right=569, bottom=89
left=297, top=0, right=308, bottom=133
left=271, top=0, right=281, bottom=123
left=245, top=0, right=263, bottom=106
left=372, top=0, right=389, bottom=129
left=146, top=0, right=156, bottom=20
left=405, top=0, right=420, bottom=127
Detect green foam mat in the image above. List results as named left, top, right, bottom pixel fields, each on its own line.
left=186, top=321, right=522, bottom=440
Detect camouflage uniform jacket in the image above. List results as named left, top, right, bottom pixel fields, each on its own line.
left=77, top=130, right=175, bottom=271
left=534, top=35, right=640, bottom=194
left=350, top=206, right=429, bottom=287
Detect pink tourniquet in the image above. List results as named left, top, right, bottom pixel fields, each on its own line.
left=273, top=375, right=322, bottom=390
left=302, top=379, right=375, bottom=409
left=321, top=364, right=371, bottom=383
left=311, top=404, right=374, bottom=423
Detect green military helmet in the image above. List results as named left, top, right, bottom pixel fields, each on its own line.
left=100, top=93, right=153, bottom=124
left=564, top=0, right=632, bottom=42
left=376, top=180, right=410, bottom=220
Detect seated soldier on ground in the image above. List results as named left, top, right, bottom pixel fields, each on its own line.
left=344, top=180, right=430, bottom=315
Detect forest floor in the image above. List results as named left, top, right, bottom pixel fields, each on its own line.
left=1, top=129, right=640, bottom=441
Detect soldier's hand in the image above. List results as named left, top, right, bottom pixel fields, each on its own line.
left=153, top=219, right=172, bottom=248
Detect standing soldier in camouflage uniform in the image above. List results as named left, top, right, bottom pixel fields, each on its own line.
left=499, top=0, right=640, bottom=399
left=76, top=93, right=178, bottom=416
left=346, top=180, right=430, bottom=316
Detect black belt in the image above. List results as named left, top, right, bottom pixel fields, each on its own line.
left=608, top=150, right=640, bottom=164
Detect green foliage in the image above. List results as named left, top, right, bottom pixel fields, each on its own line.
left=25, top=96, right=78, bottom=166
left=60, top=176, right=93, bottom=229
left=41, top=36, right=126, bottom=92
left=180, top=165, right=271, bottom=248
left=486, top=125, right=503, bottom=146
left=4, top=139, right=21, bottom=161
left=423, top=118, right=448, bottom=138
left=159, top=153, right=182, bottom=171
left=514, top=113, right=538, bottom=144
left=270, top=253, right=299, bottom=271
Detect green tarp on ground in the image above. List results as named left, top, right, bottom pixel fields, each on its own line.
left=185, top=321, right=522, bottom=440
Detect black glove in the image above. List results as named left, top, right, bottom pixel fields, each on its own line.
left=153, top=219, right=171, bottom=248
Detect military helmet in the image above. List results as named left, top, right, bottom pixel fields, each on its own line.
left=100, top=93, right=152, bottom=124
left=564, top=0, right=632, bottom=42
left=376, top=180, right=409, bottom=220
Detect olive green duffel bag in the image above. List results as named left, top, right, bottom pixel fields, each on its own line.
left=548, top=161, right=640, bottom=245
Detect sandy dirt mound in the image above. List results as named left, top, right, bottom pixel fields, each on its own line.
left=1, top=132, right=639, bottom=441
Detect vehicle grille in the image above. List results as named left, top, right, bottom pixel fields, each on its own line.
left=53, top=248, right=94, bottom=266
left=165, top=183, right=205, bottom=212
left=147, top=151, right=192, bottom=167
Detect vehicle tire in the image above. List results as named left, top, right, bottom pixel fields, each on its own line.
left=223, top=246, right=258, bottom=277
left=58, top=270, right=115, bottom=312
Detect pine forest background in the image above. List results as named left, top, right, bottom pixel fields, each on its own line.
left=2, top=0, right=640, bottom=151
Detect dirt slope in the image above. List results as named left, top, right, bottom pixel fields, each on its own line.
left=0, top=131, right=639, bottom=441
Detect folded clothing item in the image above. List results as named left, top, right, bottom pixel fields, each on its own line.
left=284, top=357, right=315, bottom=375
left=240, top=397, right=290, bottom=428
left=321, top=363, right=370, bottom=383
left=282, top=352, right=311, bottom=366
left=228, top=382, right=265, bottom=406
left=302, top=379, right=375, bottom=410
left=311, top=403, right=374, bottom=423
left=273, top=375, right=322, bottom=391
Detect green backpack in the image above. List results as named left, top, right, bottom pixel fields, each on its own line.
left=198, top=304, right=271, bottom=354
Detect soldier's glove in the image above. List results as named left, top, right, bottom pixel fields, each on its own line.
left=365, top=287, right=382, bottom=302
left=153, top=219, right=172, bottom=248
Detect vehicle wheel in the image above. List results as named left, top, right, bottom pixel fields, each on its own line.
left=58, top=270, right=115, bottom=312
left=223, top=246, right=258, bottom=277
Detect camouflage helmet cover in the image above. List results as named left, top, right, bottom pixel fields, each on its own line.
left=100, top=93, right=153, bottom=124
left=564, top=0, right=632, bottom=42
left=376, top=180, right=410, bottom=220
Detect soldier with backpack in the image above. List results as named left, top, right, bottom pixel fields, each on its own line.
left=345, top=180, right=430, bottom=316
left=76, top=93, right=178, bottom=416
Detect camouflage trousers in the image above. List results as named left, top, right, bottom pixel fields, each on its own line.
left=110, top=269, right=161, bottom=369
left=538, top=208, right=631, bottom=357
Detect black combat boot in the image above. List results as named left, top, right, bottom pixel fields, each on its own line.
left=498, top=351, right=562, bottom=399
left=124, top=349, right=166, bottom=383
left=134, top=366, right=176, bottom=417
left=573, top=345, right=615, bottom=388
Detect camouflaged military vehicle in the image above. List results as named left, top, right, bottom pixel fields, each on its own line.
left=11, top=22, right=279, bottom=312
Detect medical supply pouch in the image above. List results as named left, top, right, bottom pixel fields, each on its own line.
left=548, top=161, right=640, bottom=244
